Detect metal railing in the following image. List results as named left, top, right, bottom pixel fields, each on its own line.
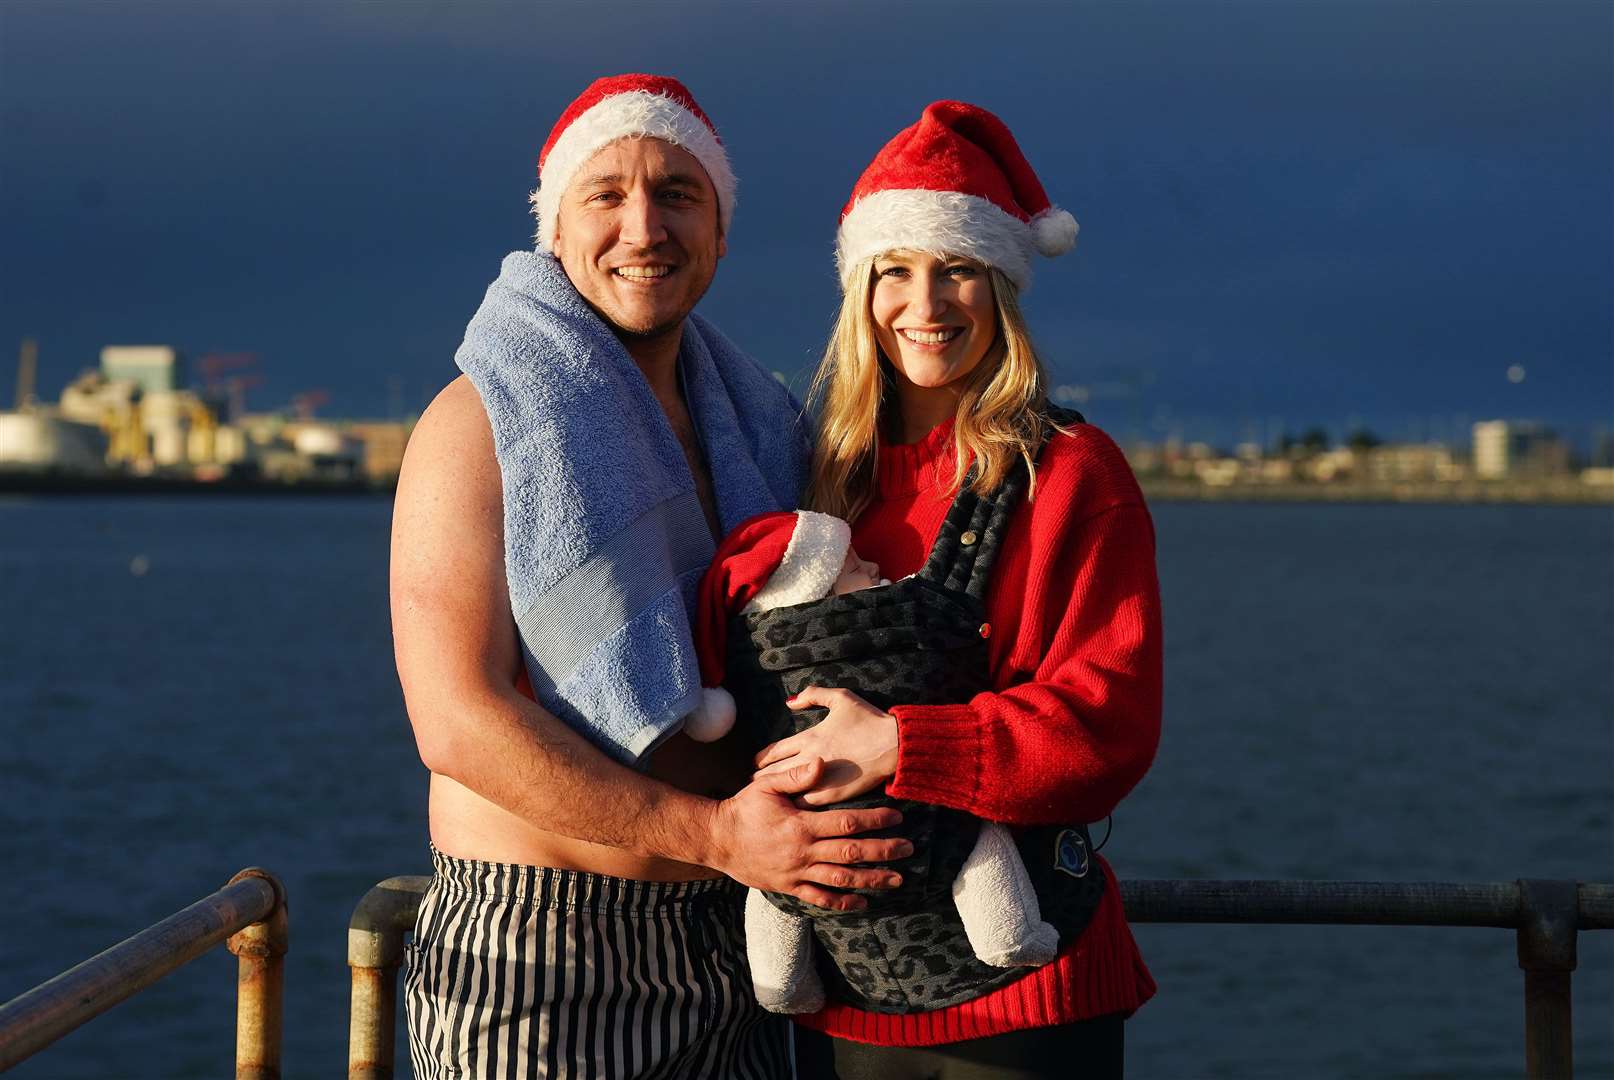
left=348, top=875, right=432, bottom=1079
left=347, top=875, right=1613, bottom=1080
left=0, top=867, right=288, bottom=1078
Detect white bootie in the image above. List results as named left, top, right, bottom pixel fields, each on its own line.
left=743, top=888, right=825, bottom=1014
left=953, top=821, right=1060, bottom=967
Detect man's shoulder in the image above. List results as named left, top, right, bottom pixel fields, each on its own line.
left=399, top=376, right=500, bottom=497
left=414, top=375, right=489, bottom=443
left=391, top=377, right=506, bottom=610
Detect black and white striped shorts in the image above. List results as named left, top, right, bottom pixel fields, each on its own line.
left=404, top=847, right=792, bottom=1079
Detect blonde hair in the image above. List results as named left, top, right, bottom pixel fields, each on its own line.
left=804, top=258, right=1058, bottom=520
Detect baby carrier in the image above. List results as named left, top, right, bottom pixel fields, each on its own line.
left=723, top=412, right=1109, bottom=1014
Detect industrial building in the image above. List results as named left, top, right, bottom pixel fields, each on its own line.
left=1472, top=420, right=1571, bottom=479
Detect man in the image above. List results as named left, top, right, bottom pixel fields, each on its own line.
left=391, top=74, right=908, bottom=1079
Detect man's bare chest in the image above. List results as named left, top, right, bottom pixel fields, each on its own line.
left=664, top=408, right=722, bottom=539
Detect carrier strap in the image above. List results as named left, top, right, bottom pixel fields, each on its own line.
left=916, top=408, right=1083, bottom=603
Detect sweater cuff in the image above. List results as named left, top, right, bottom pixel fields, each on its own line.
left=888, top=703, right=982, bottom=808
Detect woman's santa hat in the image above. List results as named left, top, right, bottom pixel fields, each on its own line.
left=532, top=73, right=737, bottom=254
left=683, top=510, right=853, bottom=742
left=836, top=100, right=1077, bottom=292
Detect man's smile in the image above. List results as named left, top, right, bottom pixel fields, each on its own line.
left=612, top=264, right=676, bottom=282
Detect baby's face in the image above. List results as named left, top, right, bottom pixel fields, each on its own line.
left=832, top=548, right=884, bottom=595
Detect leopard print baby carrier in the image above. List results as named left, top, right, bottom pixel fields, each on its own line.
left=723, top=412, right=1109, bottom=1014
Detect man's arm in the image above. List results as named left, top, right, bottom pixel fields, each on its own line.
left=390, top=375, right=908, bottom=909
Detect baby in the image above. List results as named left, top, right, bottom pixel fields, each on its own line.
left=685, top=509, right=1059, bottom=1014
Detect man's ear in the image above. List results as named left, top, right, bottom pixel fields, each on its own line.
left=717, top=230, right=727, bottom=259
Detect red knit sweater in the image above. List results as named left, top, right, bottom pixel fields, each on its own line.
left=794, top=417, right=1162, bottom=1046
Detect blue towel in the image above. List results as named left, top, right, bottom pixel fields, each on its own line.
left=456, top=251, right=810, bottom=766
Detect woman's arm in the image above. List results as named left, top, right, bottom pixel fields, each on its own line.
left=757, top=501, right=1162, bottom=826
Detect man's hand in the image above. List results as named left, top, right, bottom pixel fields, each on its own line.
left=754, top=687, right=899, bottom=806
left=707, top=757, right=911, bottom=911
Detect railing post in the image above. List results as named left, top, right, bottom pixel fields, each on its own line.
left=226, top=868, right=288, bottom=1080
left=348, top=875, right=430, bottom=1080
left=1516, top=879, right=1578, bottom=1080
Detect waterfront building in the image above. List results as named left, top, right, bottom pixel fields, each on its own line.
left=100, top=346, right=184, bottom=396
left=253, top=422, right=364, bottom=482
left=343, top=421, right=411, bottom=482
left=0, top=410, right=108, bottom=472
left=1365, top=443, right=1461, bottom=484
left=1472, top=420, right=1571, bottom=479
left=58, top=370, right=142, bottom=463
left=1304, top=447, right=1358, bottom=483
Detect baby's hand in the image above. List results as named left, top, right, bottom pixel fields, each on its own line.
left=754, top=687, right=899, bottom=805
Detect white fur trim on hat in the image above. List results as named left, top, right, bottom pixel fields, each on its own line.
left=837, top=189, right=1037, bottom=291
left=532, top=90, right=737, bottom=253
left=742, top=510, right=852, bottom=613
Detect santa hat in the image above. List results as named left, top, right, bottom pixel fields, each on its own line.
left=836, top=100, right=1077, bottom=292
left=532, top=73, right=737, bottom=254
left=682, top=510, right=853, bottom=742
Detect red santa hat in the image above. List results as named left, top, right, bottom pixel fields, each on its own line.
left=682, top=510, right=853, bottom=742
left=532, top=73, right=737, bottom=254
left=835, top=100, right=1077, bottom=292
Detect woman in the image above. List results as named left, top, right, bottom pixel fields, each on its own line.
left=753, top=101, right=1162, bottom=1078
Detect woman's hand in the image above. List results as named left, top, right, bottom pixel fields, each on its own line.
left=753, top=687, right=899, bottom=806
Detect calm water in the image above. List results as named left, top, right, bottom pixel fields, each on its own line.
left=2, top=497, right=1610, bottom=1078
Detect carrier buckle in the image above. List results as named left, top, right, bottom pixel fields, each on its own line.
left=1054, top=828, right=1091, bottom=878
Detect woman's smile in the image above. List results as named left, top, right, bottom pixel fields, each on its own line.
left=897, top=326, right=964, bottom=348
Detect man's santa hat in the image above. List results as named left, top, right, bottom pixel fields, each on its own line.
left=682, top=511, right=853, bottom=742
left=836, top=100, right=1077, bottom=292
left=532, top=73, right=737, bottom=254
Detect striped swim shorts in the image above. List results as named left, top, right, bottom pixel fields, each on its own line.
left=404, top=847, right=792, bottom=1079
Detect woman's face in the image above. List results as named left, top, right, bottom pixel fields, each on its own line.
left=870, top=250, right=998, bottom=394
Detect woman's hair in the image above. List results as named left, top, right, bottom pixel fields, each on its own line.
left=803, top=257, right=1058, bottom=521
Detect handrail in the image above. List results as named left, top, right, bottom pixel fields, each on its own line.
left=348, top=875, right=432, bottom=1079
left=1120, top=879, right=1614, bottom=928
left=348, top=876, right=1611, bottom=1080
left=0, top=867, right=288, bottom=1077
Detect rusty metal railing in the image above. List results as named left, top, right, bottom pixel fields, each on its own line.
left=348, top=875, right=431, bottom=1079
left=1121, top=879, right=1613, bottom=1079
left=0, top=867, right=288, bottom=1077
left=348, top=875, right=1613, bottom=1080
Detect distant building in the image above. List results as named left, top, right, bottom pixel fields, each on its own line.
left=101, top=346, right=184, bottom=396
left=1365, top=443, right=1460, bottom=484
left=1472, top=420, right=1571, bottom=479
left=1304, top=448, right=1357, bottom=483
left=345, top=421, right=412, bottom=481
left=256, top=421, right=365, bottom=482
left=59, top=370, right=142, bottom=462
left=59, top=367, right=233, bottom=470
left=0, top=411, right=109, bottom=472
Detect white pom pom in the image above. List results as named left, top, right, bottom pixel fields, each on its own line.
left=683, top=687, right=736, bottom=742
left=1031, top=208, right=1078, bottom=257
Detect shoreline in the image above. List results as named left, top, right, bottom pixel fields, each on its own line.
left=0, top=471, right=391, bottom=497
left=3, top=471, right=1611, bottom=506
left=1137, top=478, right=1613, bottom=506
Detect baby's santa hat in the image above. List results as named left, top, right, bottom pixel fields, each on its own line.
left=683, top=510, right=853, bottom=742
left=533, top=73, right=737, bottom=254
left=836, top=100, right=1077, bottom=292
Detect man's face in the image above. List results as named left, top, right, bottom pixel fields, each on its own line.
left=551, top=137, right=726, bottom=339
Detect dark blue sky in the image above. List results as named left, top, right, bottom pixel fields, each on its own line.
left=2, top=2, right=1609, bottom=446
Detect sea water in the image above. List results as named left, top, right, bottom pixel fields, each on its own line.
left=1, top=497, right=1609, bottom=1078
